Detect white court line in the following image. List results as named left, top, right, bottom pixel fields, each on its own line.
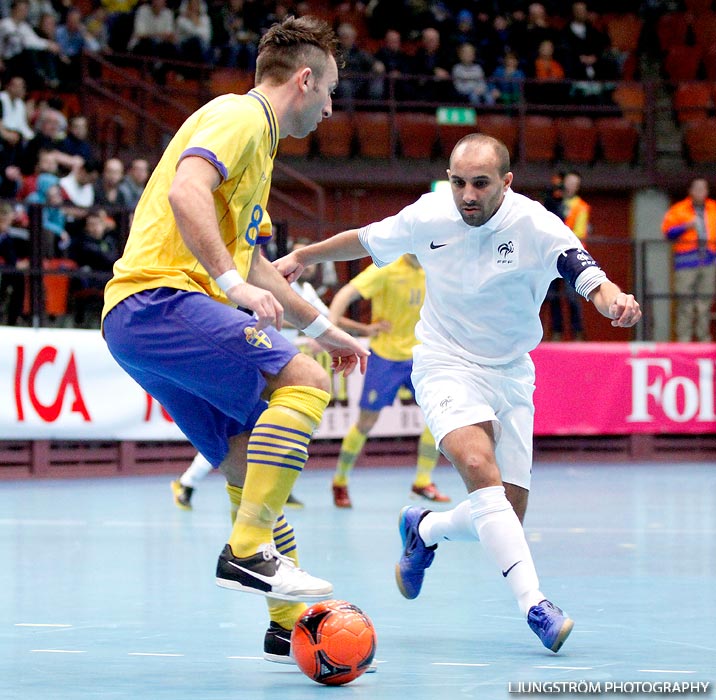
left=15, top=623, right=72, bottom=628
left=534, top=666, right=594, bottom=670
left=31, top=649, right=85, bottom=654
left=638, top=669, right=696, bottom=674
left=433, top=662, right=491, bottom=668
left=227, top=656, right=264, bottom=660
left=128, top=653, right=184, bottom=657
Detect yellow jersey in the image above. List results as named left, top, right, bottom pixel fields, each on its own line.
left=351, top=255, right=424, bottom=361
left=103, top=89, right=277, bottom=319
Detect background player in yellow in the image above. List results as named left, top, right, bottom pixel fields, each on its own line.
left=328, top=254, right=450, bottom=508
left=101, top=15, right=368, bottom=666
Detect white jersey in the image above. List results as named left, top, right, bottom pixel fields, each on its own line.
left=359, top=187, right=605, bottom=365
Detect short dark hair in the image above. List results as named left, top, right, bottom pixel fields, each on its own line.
left=256, top=15, right=338, bottom=85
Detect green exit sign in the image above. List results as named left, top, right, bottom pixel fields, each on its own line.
left=436, top=107, right=477, bottom=125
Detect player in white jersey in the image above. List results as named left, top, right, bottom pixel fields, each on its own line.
left=275, top=133, right=642, bottom=653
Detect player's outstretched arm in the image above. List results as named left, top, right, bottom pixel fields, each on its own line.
left=589, top=281, right=642, bottom=328
left=274, top=229, right=369, bottom=283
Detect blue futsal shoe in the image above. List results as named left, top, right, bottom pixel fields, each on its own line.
left=527, top=600, right=574, bottom=652
left=395, top=506, right=437, bottom=599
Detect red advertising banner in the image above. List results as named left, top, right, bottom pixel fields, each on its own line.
left=532, top=342, right=716, bottom=435
left=0, top=328, right=713, bottom=440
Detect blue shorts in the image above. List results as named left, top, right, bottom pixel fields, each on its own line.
left=103, top=287, right=298, bottom=466
left=359, top=351, right=414, bottom=412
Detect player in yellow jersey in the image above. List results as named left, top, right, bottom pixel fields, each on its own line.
left=101, top=16, right=368, bottom=666
left=328, top=254, right=450, bottom=508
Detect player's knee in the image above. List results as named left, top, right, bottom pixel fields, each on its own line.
left=279, top=353, right=331, bottom=394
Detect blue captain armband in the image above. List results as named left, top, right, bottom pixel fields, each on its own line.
left=557, top=248, right=607, bottom=299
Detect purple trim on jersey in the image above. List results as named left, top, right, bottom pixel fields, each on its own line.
left=178, top=147, right=229, bottom=182
left=359, top=351, right=415, bottom=411
left=103, top=287, right=297, bottom=466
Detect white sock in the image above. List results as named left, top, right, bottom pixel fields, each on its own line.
left=469, top=485, right=544, bottom=616
left=180, top=453, right=213, bottom=488
left=418, top=500, right=478, bottom=546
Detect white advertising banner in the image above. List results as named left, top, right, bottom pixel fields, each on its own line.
left=0, top=327, right=424, bottom=441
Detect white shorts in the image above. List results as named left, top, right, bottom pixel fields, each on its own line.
left=412, top=344, right=536, bottom=490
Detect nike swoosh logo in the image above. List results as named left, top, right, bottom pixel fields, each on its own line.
left=227, top=559, right=279, bottom=586
left=430, top=241, right=447, bottom=249
left=502, top=561, right=521, bottom=577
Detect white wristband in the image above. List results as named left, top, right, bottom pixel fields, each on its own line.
left=215, top=269, right=244, bottom=292
left=302, top=314, right=332, bottom=338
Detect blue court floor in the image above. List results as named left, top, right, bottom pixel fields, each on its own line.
left=1, top=461, right=715, bottom=700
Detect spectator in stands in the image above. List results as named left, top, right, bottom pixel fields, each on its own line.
left=488, top=51, right=525, bottom=108
left=334, top=22, right=383, bottom=106
left=452, top=42, right=489, bottom=106
left=521, top=3, right=558, bottom=64
left=59, top=158, right=100, bottom=235
left=127, top=0, right=178, bottom=83
left=70, top=206, right=119, bottom=327
left=25, top=172, right=70, bottom=256
left=20, top=108, right=80, bottom=176
left=102, top=0, right=140, bottom=53
left=450, top=9, right=478, bottom=46
left=527, top=38, right=568, bottom=105
left=6, top=147, right=57, bottom=201
left=117, top=157, right=149, bottom=211
left=661, top=177, right=716, bottom=342
left=0, top=75, right=34, bottom=142
left=211, top=0, right=259, bottom=70
left=372, top=28, right=411, bottom=101
left=58, top=115, right=95, bottom=164
left=0, top=0, right=62, bottom=89
left=559, top=1, right=616, bottom=104
left=544, top=171, right=590, bottom=341
left=84, top=5, right=111, bottom=54
left=479, top=14, right=513, bottom=76
left=0, top=199, right=28, bottom=325
left=94, top=157, right=129, bottom=210
left=410, top=26, right=455, bottom=104
left=56, top=7, right=95, bottom=86
left=176, top=0, right=212, bottom=77
left=26, top=0, right=56, bottom=29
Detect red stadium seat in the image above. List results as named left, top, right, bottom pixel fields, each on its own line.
left=314, top=111, right=354, bottom=157
left=612, top=83, right=646, bottom=125
left=278, top=134, right=311, bottom=157
left=596, top=118, right=639, bottom=163
left=683, top=118, right=716, bottom=163
left=396, top=113, right=438, bottom=159
left=664, top=45, right=703, bottom=82
left=522, top=116, right=557, bottom=162
left=692, top=12, right=716, bottom=50
left=475, top=114, right=519, bottom=156
left=606, top=13, right=643, bottom=53
left=557, top=117, right=598, bottom=164
left=656, top=12, right=689, bottom=54
left=673, top=82, right=712, bottom=124
left=353, top=112, right=393, bottom=158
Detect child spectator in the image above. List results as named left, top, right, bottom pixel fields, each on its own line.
left=451, top=42, right=489, bottom=106
left=24, top=173, right=70, bottom=256
left=489, top=51, right=525, bottom=107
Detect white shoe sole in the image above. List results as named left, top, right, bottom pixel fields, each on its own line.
left=215, top=577, right=333, bottom=602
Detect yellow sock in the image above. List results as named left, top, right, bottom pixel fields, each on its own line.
left=333, top=424, right=367, bottom=487
left=414, top=425, right=439, bottom=488
left=226, top=484, right=306, bottom=628
left=228, top=386, right=329, bottom=558
left=267, top=512, right=307, bottom=628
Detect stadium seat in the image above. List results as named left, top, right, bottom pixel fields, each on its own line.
left=684, top=0, right=713, bottom=14
left=703, top=45, right=716, bottom=80
left=656, top=12, right=689, bottom=54
left=606, top=13, right=643, bottom=54
left=557, top=117, right=598, bottom=164
left=683, top=118, right=716, bottom=163
left=692, top=12, right=716, bottom=50
left=278, top=134, right=311, bottom=157
left=522, top=115, right=557, bottom=162
left=664, top=45, right=703, bottom=82
left=672, top=82, right=712, bottom=124
left=314, top=111, right=354, bottom=157
left=396, top=113, right=438, bottom=159
left=612, top=83, right=646, bottom=125
left=22, top=259, right=78, bottom=320
left=353, top=112, right=393, bottom=158
left=475, top=114, right=519, bottom=156
left=596, top=118, right=639, bottom=164
left=209, top=68, right=253, bottom=97
left=437, top=123, right=476, bottom=158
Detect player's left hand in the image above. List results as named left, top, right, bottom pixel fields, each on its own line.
left=315, top=326, right=369, bottom=376
left=609, top=292, right=641, bottom=327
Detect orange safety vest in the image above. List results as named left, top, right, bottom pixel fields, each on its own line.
left=662, top=197, right=716, bottom=257
left=563, top=196, right=590, bottom=241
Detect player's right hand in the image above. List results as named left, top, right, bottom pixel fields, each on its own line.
left=227, top=282, right=284, bottom=331
left=273, top=253, right=305, bottom=284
